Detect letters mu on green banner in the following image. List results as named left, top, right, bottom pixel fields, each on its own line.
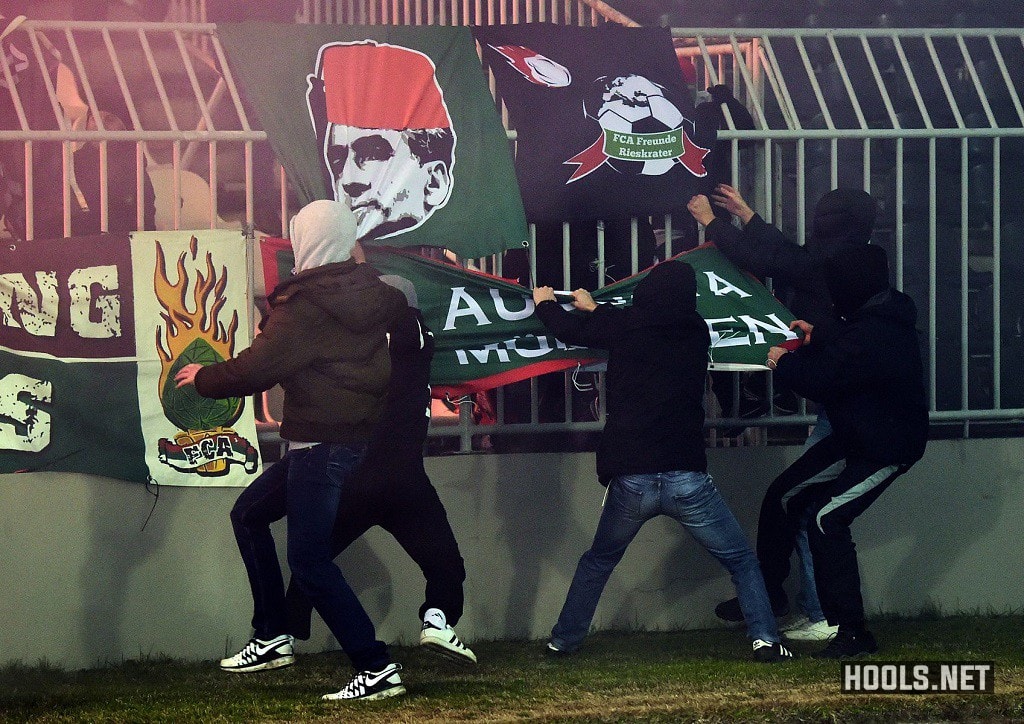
left=260, top=239, right=801, bottom=396
left=1, top=231, right=261, bottom=487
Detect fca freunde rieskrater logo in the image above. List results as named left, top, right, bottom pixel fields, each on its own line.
left=565, top=73, right=710, bottom=184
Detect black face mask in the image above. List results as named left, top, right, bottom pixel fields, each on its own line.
left=807, top=189, right=878, bottom=259
left=822, top=244, right=890, bottom=317
left=632, top=260, right=698, bottom=321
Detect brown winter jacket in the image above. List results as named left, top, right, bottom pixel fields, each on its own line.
left=195, top=260, right=406, bottom=444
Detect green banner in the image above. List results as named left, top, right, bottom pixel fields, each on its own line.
left=217, top=23, right=528, bottom=259
left=603, top=128, right=686, bottom=162
left=261, top=239, right=800, bottom=394
left=1, top=231, right=261, bottom=486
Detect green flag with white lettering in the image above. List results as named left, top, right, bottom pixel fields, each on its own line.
left=261, top=239, right=800, bottom=394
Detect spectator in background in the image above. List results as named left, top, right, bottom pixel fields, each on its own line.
left=534, top=261, right=793, bottom=663
left=69, top=109, right=156, bottom=235
left=692, top=85, right=756, bottom=224
left=765, top=244, right=927, bottom=658
left=689, top=184, right=878, bottom=643
left=0, top=15, right=154, bottom=239
left=690, top=85, right=760, bottom=432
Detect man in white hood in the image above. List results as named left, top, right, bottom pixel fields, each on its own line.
left=175, top=200, right=409, bottom=701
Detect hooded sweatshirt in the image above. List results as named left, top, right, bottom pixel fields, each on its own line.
left=291, top=199, right=358, bottom=271
left=535, top=261, right=710, bottom=484
left=195, top=202, right=406, bottom=443
left=772, top=245, right=928, bottom=466
left=705, top=188, right=877, bottom=325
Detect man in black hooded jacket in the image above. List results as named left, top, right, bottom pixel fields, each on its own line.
left=688, top=185, right=878, bottom=642
left=533, top=261, right=792, bottom=663
left=765, top=244, right=928, bottom=658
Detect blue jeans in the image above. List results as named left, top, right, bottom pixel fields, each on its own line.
left=551, top=471, right=780, bottom=652
left=792, top=410, right=832, bottom=623
left=229, top=442, right=390, bottom=672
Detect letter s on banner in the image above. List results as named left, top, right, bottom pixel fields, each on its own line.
left=0, top=373, right=52, bottom=452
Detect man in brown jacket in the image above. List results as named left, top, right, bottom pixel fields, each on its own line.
left=174, top=200, right=408, bottom=701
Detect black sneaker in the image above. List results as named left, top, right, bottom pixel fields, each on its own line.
left=715, top=597, right=789, bottom=623
left=545, top=641, right=575, bottom=657
left=752, top=639, right=795, bottom=663
left=219, top=634, right=295, bottom=673
left=321, top=662, right=406, bottom=701
left=813, top=629, right=879, bottom=659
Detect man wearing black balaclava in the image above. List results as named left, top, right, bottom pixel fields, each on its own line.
left=763, top=244, right=928, bottom=658
left=688, top=184, right=877, bottom=643
left=532, top=262, right=793, bottom=663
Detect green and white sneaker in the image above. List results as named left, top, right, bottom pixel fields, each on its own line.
left=322, top=662, right=406, bottom=701
left=219, top=634, right=295, bottom=673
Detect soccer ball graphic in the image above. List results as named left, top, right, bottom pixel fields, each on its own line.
left=584, top=74, right=685, bottom=176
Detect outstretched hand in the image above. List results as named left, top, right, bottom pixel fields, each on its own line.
left=532, top=286, right=556, bottom=305
left=570, top=288, right=597, bottom=312
left=710, top=184, right=756, bottom=225
left=688, top=194, right=715, bottom=226
left=174, top=363, right=203, bottom=388
left=790, top=319, right=814, bottom=346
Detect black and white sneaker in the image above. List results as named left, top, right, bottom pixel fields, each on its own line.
left=752, top=639, right=795, bottom=663
left=219, top=634, right=295, bottom=673
left=420, top=621, right=478, bottom=665
left=322, top=663, right=406, bottom=701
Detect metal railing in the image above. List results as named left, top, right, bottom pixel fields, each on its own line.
left=3, top=19, right=1022, bottom=452
left=674, top=28, right=1024, bottom=436
left=165, top=0, right=633, bottom=26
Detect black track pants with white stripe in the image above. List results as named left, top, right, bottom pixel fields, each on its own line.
left=756, top=433, right=910, bottom=629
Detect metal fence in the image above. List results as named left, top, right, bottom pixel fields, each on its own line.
left=676, top=28, right=1024, bottom=434
left=166, top=0, right=634, bottom=26
left=2, top=17, right=1022, bottom=451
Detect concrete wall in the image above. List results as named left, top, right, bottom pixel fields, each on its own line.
left=1, top=438, right=1022, bottom=670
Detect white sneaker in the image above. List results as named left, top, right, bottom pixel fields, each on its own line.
left=782, top=616, right=839, bottom=641
left=219, top=634, right=295, bottom=673
left=419, top=621, right=478, bottom=665
left=322, top=662, right=406, bottom=701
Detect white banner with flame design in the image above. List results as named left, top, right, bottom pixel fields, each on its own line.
left=131, top=230, right=260, bottom=487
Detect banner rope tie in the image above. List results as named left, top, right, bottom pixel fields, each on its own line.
left=141, top=475, right=160, bottom=532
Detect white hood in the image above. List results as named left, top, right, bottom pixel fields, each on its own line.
left=289, top=199, right=357, bottom=272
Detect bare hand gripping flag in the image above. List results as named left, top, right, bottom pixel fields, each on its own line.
left=217, top=23, right=528, bottom=259
left=473, top=23, right=712, bottom=222
left=0, top=232, right=260, bottom=486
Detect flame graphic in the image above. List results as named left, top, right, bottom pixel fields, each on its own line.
left=154, top=236, right=239, bottom=395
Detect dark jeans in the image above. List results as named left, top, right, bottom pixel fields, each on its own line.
left=285, top=452, right=466, bottom=639
left=229, top=443, right=390, bottom=672
left=758, top=434, right=908, bottom=629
